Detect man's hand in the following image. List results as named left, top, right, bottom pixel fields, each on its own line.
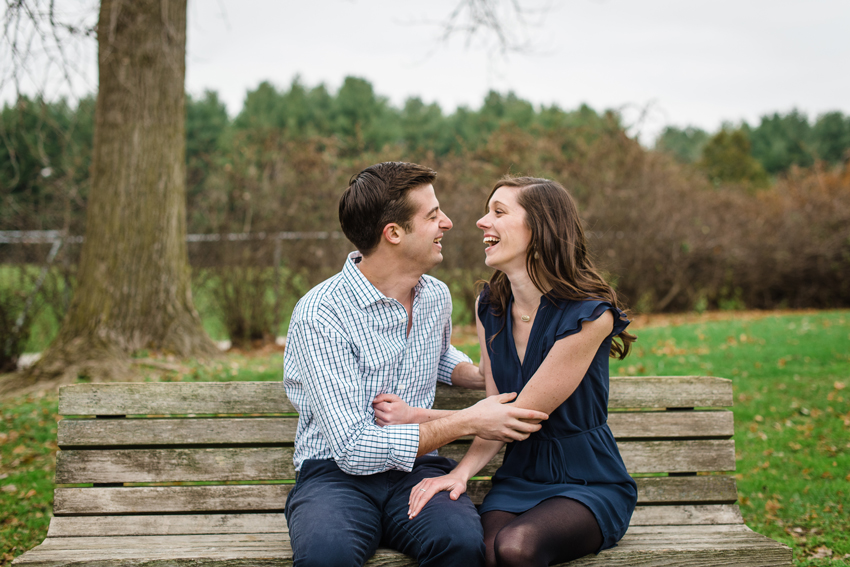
left=466, top=392, right=548, bottom=442
left=373, top=393, right=415, bottom=426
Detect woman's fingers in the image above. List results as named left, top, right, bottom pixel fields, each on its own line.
left=408, top=477, right=465, bottom=519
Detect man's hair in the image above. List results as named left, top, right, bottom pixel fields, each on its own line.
left=339, top=162, right=437, bottom=255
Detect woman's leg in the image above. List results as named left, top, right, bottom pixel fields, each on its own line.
left=481, top=510, right=518, bottom=567
left=487, top=497, right=603, bottom=567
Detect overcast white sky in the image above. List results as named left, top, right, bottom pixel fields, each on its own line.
left=5, top=0, right=850, bottom=143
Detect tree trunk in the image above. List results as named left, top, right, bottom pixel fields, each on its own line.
left=22, top=0, right=218, bottom=386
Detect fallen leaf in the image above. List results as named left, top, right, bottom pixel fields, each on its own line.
left=1, top=484, right=17, bottom=493
left=24, top=488, right=36, bottom=498
left=810, top=546, right=833, bottom=559
left=835, top=381, right=846, bottom=390
left=765, top=499, right=781, bottom=513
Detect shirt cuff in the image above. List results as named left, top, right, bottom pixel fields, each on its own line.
left=385, top=423, right=420, bottom=471
left=437, top=346, right=473, bottom=385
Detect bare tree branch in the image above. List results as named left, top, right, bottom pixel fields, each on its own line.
left=1, top=0, right=97, bottom=101
left=403, top=0, right=554, bottom=58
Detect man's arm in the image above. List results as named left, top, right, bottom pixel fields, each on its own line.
left=372, top=361, right=483, bottom=425
left=416, top=392, right=546, bottom=456
left=287, top=319, right=420, bottom=475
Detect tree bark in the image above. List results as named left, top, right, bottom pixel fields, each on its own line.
left=21, top=0, right=218, bottom=386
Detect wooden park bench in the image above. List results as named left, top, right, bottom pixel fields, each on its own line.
left=13, top=376, right=792, bottom=566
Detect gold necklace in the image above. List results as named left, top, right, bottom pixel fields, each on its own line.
left=516, top=302, right=540, bottom=322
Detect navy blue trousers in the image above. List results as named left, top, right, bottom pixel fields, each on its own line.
left=284, top=456, right=485, bottom=567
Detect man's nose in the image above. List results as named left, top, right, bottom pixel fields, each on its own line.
left=441, top=212, right=453, bottom=230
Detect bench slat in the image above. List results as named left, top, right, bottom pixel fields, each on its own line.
left=57, top=377, right=732, bottom=416
left=57, top=411, right=734, bottom=448
left=609, top=411, right=733, bottom=439
left=620, top=439, right=735, bottom=473
left=608, top=376, right=732, bottom=408
left=47, top=514, right=288, bottom=537
left=53, top=485, right=290, bottom=515
left=55, top=448, right=296, bottom=484
left=635, top=475, right=738, bottom=503
left=630, top=504, right=742, bottom=525
left=13, top=525, right=792, bottom=567
left=56, top=439, right=734, bottom=484
left=53, top=476, right=737, bottom=517
left=47, top=498, right=744, bottom=539
left=57, top=418, right=299, bottom=447
left=58, top=382, right=296, bottom=416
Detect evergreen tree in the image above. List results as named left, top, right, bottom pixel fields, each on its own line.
left=811, top=111, right=850, bottom=164
left=655, top=126, right=710, bottom=164
left=747, top=110, right=814, bottom=174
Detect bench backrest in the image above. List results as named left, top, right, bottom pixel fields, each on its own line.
left=48, top=376, right=740, bottom=538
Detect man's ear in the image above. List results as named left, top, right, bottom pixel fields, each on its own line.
left=382, top=223, right=404, bottom=245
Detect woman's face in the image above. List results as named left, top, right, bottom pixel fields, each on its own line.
left=476, top=186, right=533, bottom=273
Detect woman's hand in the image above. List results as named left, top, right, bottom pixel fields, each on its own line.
left=373, top=393, right=415, bottom=426
left=408, top=472, right=469, bottom=519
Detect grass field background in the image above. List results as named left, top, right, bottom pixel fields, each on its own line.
left=1, top=310, right=848, bottom=565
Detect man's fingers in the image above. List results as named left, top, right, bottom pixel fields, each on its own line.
left=494, top=392, right=518, bottom=403
left=506, top=407, right=548, bottom=421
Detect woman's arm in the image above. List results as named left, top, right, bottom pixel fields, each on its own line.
left=513, top=310, right=614, bottom=414
left=407, top=300, right=508, bottom=518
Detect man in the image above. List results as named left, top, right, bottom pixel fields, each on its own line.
left=283, top=162, right=547, bottom=567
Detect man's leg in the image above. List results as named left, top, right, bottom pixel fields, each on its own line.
left=285, top=459, right=384, bottom=567
left=381, top=456, right=485, bottom=567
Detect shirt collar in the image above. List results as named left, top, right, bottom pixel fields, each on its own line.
left=342, top=251, right=428, bottom=309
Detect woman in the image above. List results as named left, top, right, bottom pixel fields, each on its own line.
left=408, top=176, right=637, bottom=566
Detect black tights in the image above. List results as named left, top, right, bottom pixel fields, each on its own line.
left=481, top=497, right=603, bottom=567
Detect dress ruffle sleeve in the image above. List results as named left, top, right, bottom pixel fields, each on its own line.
left=554, top=300, right=630, bottom=342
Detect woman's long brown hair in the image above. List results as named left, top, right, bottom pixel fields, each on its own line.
left=483, top=176, right=636, bottom=359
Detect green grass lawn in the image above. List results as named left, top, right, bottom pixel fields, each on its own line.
left=1, top=311, right=848, bottom=565
left=612, top=311, right=850, bottom=566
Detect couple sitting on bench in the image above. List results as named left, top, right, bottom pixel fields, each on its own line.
left=283, top=161, right=637, bottom=567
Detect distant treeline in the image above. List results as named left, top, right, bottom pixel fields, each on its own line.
left=3, top=76, right=850, bottom=232
left=2, top=77, right=849, bottom=331
left=656, top=110, right=850, bottom=186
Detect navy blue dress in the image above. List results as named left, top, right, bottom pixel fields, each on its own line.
left=477, top=286, right=637, bottom=551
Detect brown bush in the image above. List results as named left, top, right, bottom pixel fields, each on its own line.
left=191, top=122, right=850, bottom=338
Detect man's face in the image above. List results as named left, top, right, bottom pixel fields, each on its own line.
left=398, top=183, right=453, bottom=272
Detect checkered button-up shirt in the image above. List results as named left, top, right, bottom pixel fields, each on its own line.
left=284, top=251, right=472, bottom=475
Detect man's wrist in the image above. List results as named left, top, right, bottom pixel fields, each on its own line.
left=452, top=406, right=476, bottom=437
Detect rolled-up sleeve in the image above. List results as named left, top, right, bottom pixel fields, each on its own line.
left=288, top=319, right=420, bottom=475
